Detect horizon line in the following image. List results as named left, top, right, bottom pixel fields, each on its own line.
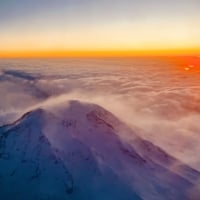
left=0, top=49, right=199, bottom=58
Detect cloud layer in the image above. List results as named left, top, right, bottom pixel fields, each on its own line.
left=0, top=57, right=200, bottom=170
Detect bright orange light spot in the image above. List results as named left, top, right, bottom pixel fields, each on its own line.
left=184, top=67, right=190, bottom=71
left=165, top=56, right=200, bottom=72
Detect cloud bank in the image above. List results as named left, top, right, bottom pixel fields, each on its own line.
left=0, top=58, right=200, bottom=171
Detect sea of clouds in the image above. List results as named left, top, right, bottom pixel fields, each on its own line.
left=0, top=57, right=200, bottom=170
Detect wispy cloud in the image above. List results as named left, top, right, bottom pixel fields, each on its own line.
left=0, top=58, right=200, bottom=170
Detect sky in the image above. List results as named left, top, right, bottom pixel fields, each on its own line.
left=0, top=0, right=200, bottom=57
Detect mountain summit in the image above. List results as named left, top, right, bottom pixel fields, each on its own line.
left=0, top=100, right=199, bottom=200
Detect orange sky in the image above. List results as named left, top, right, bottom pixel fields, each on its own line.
left=0, top=48, right=199, bottom=58
left=0, top=1, right=200, bottom=58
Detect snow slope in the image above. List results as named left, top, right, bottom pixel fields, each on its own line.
left=0, top=100, right=199, bottom=200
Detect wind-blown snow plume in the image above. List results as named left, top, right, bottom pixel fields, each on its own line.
left=0, top=57, right=200, bottom=172
left=0, top=99, right=199, bottom=199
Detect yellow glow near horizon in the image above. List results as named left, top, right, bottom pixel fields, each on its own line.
left=0, top=17, right=200, bottom=58
left=0, top=48, right=199, bottom=58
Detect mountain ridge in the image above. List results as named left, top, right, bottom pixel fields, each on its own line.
left=0, top=100, right=199, bottom=200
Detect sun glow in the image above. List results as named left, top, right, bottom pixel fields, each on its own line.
left=184, top=67, right=190, bottom=71
left=165, top=56, right=200, bottom=72
left=0, top=19, right=199, bottom=58
left=0, top=1, right=199, bottom=58
left=0, top=48, right=199, bottom=58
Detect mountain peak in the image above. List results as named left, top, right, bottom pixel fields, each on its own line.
left=0, top=100, right=199, bottom=200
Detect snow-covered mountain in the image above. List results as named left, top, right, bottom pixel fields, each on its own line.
left=0, top=100, right=199, bottom=200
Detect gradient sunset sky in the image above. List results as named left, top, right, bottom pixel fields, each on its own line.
left=0, top=0, right=200, bottom=57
